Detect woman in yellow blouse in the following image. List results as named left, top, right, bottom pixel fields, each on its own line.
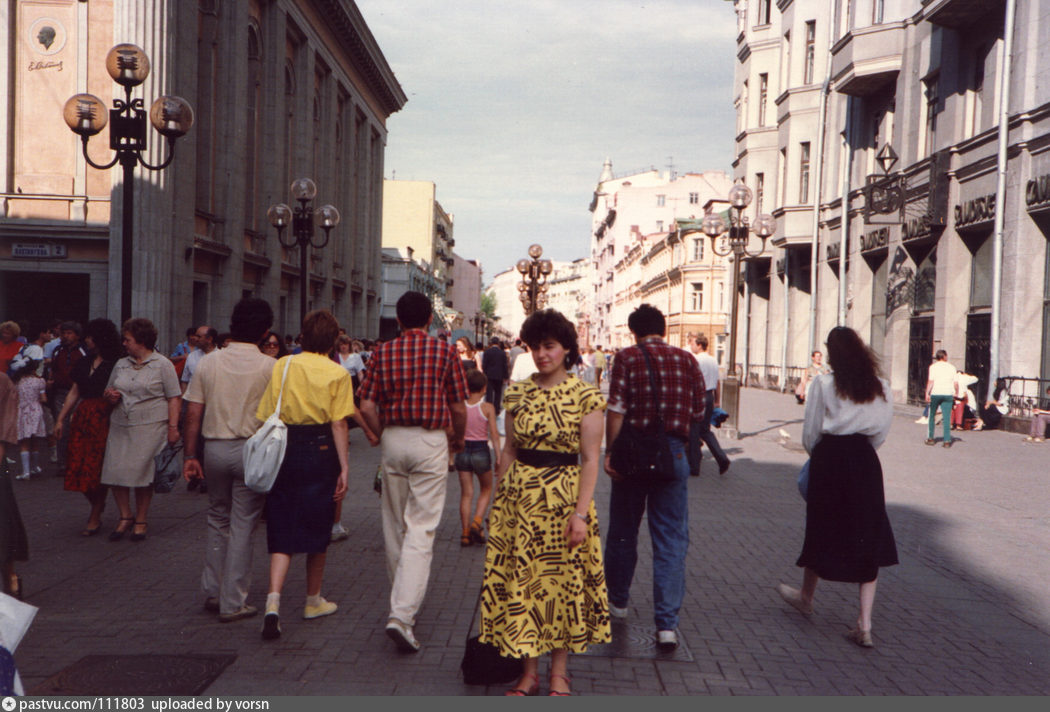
left=255, top=310, right=354, bottom=641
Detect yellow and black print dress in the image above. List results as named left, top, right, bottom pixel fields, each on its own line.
left=479, top=375, right=611, bottom=658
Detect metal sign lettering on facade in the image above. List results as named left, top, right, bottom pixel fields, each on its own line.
left=954, top=194, right=996, bottom=229
left=1026, top=174, right=1050, bottom=209
left=11, top=243, right=68, bottom=259
left=862, top=228, right=889, bottom=253
left=902, top=214, right=931, bottom=241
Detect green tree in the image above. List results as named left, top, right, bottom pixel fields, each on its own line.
left=480, top=291, right=498, bottom=320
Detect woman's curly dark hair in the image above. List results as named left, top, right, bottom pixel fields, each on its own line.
left=826, top=326, right=885, bottom=403
left=84, top=318, right=123, bottom=362
left=519, top=309, right=579, bottom=370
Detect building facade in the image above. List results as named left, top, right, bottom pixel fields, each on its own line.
left=588, top=160, right=735, bottom=350
left=0, top=0, right=405, bottom=348
left=733, top=0, right=1050, bottom=406
left=380, top=179, right=454, bottom=303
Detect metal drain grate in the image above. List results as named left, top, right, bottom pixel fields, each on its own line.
left=30, top=654, right=236, bottom=696
left=579, top=621, right=694, bottom=662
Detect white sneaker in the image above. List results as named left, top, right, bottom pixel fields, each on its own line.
left=915, top=416, right=928, bottom=424
left=385, top=618, right=421, bottom=652
left=330, top=523, right=349, bottom=542
left=656, top=630, right=678, bottom=650
left=14, top=472, right=30, bottom=481
left=608, top=603, right=629, bottom=619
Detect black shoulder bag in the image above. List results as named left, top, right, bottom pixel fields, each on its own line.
left=460, top=588, right=523, bottom=685
left=609, top=345, right=677, bottom=484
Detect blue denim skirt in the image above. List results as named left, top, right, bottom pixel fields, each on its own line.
left=265, top=424, right=339, bottom=555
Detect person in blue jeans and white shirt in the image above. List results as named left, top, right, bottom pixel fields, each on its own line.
left=603, top=304, right=706, bottom=650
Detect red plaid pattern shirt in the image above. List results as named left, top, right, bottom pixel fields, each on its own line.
left=357, top=329, right=469, bottom=431
left=606, top=337, right=706, bottom=439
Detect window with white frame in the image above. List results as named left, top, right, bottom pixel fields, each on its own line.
left=757, top=0, right=772, bottom=25
left=759, top=73, right=768, bottom=127
left=689, top=192, right=699, bottom=205
left=693, top=237, right=704, bottom=262
left=656, top=220, right=664, bottom=232
left=804, top=21, right=816, bottom=84
left=756, top=172, right=765, bottom=216
left=691, top=282, right=704, bottom=311
left=799, top=142, right=811, bottom=204
left=657, top=194, right=666, bottom=207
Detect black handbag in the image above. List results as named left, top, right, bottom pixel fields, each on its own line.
left=460, top=588, right=523, bottom=685
left=609, top=346, right=677, bottom=483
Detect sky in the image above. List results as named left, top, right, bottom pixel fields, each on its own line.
left=355, top=0, right=739, bottom=288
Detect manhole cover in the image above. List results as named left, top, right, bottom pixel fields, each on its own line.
left=30, top=654, right=236, bottom=696
left=579, top=621, right=694, bottom=662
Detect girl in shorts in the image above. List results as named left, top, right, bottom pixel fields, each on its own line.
left=456, top=369, right=500, bottom=546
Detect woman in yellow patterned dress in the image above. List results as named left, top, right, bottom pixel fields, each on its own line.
left=480, top=309, right=610, bottom=696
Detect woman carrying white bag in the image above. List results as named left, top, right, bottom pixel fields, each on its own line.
left=252, top=310, right=355, bottom=641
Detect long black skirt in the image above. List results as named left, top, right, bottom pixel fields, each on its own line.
left=796, top=433, right=898, bottom=583
left=265, top=424, right=339, bottom=555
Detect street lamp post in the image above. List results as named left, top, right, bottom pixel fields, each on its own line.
left=516, top=243, right=553, bottom=315
left=690, top=183, right=775, bottom=439
left=267, top=178, right=340, bottom=331
left=63, top=43, right=194, bottom=324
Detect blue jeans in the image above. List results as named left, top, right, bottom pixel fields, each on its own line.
left=604, top=434, right=690, bottom=631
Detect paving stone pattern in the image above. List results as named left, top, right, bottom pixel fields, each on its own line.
left=10, top=387, right=1050, bottom=695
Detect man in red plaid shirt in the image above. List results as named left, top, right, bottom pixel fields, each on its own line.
left=603, top=303, right=705, bottom=652
left=359, top=291, right=469, bottom=653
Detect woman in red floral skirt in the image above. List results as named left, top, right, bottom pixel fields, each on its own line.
left=55, top=319, right=123, bottom=536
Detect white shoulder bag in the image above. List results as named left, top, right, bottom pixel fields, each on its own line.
left=243, top=356, right=293, bottom=494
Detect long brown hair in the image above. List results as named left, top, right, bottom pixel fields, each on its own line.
left=826, top=327, right=885, bottom=403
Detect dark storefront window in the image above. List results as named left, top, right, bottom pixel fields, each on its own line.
left=969, top=233, right=993, bottom=308
left=913, top=249, right=937, bottom=313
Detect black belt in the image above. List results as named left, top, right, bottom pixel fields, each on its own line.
left=516, top=448, right=578, bottom=468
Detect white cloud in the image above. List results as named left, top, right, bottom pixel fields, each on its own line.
left=357, top=0, right=738, bottom=281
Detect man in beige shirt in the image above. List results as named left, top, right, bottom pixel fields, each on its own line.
left=182, top=298, right=275, bottom=622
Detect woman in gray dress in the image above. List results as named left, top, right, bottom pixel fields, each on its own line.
left=100, top=318, right=182, bottom=542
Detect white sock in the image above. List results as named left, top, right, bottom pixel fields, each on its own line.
left=20, top=451, right=30, bottom=474
left=305, top=594, right=324, bottom=608
left=266, top=592, right=280, bottom=614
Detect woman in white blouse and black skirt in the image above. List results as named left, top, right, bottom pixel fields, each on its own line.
left=777, top=326, right=897, bottom=648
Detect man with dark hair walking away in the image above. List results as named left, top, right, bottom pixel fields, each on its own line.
left=359, top=291, right=469, bottom=652
left=481, top=337, right=509, bottom=415
left=689, top=334, right=730, bottom=475
left=603, top=304, right=705, bottom=651
left=182, top=298, right=276, bottom=623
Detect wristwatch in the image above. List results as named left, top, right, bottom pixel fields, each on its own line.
left=184, top=455, right=198, bottom=461
left=573, top=512, right=588, bottom=523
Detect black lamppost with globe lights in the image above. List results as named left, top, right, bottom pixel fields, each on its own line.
left=63, top=43, right=194, bottom=323
left=267, top=179, right=340, bottom=330
left=516, top=244, right=553, bottom=316
left=679, top=183, right=775, bottom=438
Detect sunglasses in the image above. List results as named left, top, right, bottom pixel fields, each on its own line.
left=263, top=341, right=280, bottom=348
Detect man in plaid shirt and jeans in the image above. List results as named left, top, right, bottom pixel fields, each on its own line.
left=603, top=303, right=706, bottom=651
left=359, top=291, right=469, bottom=652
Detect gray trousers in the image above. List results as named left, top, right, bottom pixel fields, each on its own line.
left=201, top=438, right=266, bottom=614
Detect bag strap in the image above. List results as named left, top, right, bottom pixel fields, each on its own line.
left=639, top=344, right=666, bottom=433
left=272, top=356, right=293, bottom=419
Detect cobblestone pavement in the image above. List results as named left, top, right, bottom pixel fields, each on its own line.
left=9, top=386, right=1050, bottom=695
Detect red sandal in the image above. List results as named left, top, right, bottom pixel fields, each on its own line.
left=548, top=673, right=572, bottom=696
left=505, top=672, right=539, bottom=696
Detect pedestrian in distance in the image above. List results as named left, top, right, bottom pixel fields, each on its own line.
left=182, top=298, right=277, bottom=624
left=0, top=370, right=28, bottom=599
left=603, top=304, right=706, bottom=652
left=481, top=336, right=510, bottom=416
left=777, top=326, right=897, bottom=649
left=1023, top=386, right=1050, bottom=442
left=924, top=350, right=958, bottom=447
left=688, top=333, right=730, bottom=476
left=358, top=291, right=469, bottom=653
left=455, top=369, right=499, bottom=547
left=481, top=309, right=609, bottom=696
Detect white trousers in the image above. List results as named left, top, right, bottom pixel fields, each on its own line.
left=380, top=426, right=449, bottom=627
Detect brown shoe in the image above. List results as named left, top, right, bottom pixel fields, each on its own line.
left=845, top=627, right=874, bottom=648
left=776, top=583, right=813, bottom=615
